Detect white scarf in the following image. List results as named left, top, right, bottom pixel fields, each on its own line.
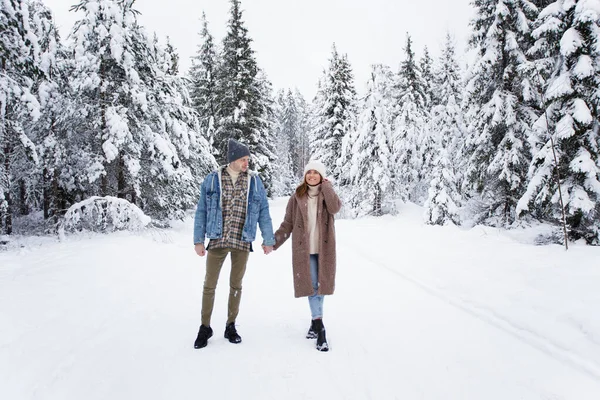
left=307, top=185, right=321, bottom=254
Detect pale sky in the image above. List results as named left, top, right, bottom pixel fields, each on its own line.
left=42, top=0, right=475, bottom=99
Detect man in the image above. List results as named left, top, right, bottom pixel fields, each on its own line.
left=193, top=138, right=275, bottom=349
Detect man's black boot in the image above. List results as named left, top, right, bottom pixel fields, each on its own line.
left=224, top=322, right=242, bottom=344
left=194, top=325, right=213, bottom=349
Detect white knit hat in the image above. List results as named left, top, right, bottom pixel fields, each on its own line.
left=303, top=160, right=326, bottom=178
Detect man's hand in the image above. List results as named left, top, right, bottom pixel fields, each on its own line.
left=262, top=245, right=273, bottom=255
left=195, top=243, right=206, bottom=257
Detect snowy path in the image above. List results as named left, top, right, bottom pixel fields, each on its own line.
left=1, top=198, right=600, bottom=399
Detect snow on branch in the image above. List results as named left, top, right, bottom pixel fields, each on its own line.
left=61, top=196, right=151, bottom=233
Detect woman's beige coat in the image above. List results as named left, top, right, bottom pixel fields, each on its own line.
left=274, top=181, right=342, bottom=297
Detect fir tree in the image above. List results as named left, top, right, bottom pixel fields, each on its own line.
left=214, top=0, right=276, bottom=193
left=0, top=0, right=45, bottom=234
left=271, top=89, right=296, bottom=196
left=69, top=0, right=216, bottom=220
left=420, top=46, right=435, bottom=108
left=463, top=0, right=540, bottom=226
left=25, top=0, right=73, bottom=229
left=517, top=0, right=600, bottom=244
left=141, top=36, right=217, bottom=220
left=293, top=88, right=310, bottom=174
left=282, top=89, right=310, bottom=178
left=310, top=44, right=356, bottom=182
left=425, top=34, right=466, bottom=225
left=393, top=34, right=429, bottom=203
left=69, top=0, right=149, bottom=200
left=189, top=12, right=219, bottom=151
left=350, top=64, right=395, bottom=216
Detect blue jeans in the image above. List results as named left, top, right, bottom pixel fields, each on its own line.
left=308, top=254, right=324, bottom=319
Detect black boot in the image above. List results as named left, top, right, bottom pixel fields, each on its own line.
left=306, top=320, right=318, bottom=339
left=313, top=319, right=329, bottom=352
left=194, top=325, right=213, bottom=349
left=224, top=322, right=242, bottom=344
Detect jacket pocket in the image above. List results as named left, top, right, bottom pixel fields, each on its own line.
left=249, top=197, right=261, bottom=216
left=205, top=193, right=219, bottom=234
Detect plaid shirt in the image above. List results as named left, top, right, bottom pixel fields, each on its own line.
left=208, top=169, right=251, bottom=252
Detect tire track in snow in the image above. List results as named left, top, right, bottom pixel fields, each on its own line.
left=339, top=239, right=600, bottom=383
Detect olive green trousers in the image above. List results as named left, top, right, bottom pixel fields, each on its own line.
left=201, top=247, right=250, bottom=326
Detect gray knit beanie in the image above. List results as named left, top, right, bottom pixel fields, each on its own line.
left=227, top=139, right=250, bottom=163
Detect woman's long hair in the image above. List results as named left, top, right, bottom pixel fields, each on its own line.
left=295, top=174, right=322, bottom=197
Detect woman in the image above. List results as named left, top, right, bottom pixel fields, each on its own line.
left=274, top=160, right=342, bottom=352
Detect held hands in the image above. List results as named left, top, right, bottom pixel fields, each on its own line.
left=194, top=243, right=206, bottom=257
left=262, top=245, right=274, bottom=255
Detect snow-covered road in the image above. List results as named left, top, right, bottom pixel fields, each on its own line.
left=1, top=198, right=599, bottom=399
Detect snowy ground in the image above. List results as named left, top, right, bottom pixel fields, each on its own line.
left=1, top=198, right=600, bottom=400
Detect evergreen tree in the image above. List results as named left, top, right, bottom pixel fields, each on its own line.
left=68, top=0, right=149, bottom=200
left=420, top=46, right=435, bottom=108
left=271, top=89, right=295, bottom=197
left=1, top=0, right=45, bottom=234
left=26, top=0, right=73, bottom=229
left=425, top=34, right=466, bottom=225
left=350, top=64, right=395, bottom=216
left=309, top=69, right=327, bottom=161
left=434, top=33, right=464, bottom=117
left=281, top=89, right=310, bottom=178
left=214, top=0, right=276, bottom=193
left=417, top=46, right=436, bottom=202
left=164, top=37, right=179, bottom=75
left=293, top=88, right=310, bottom=174
left=69, top=0, right=216, bottom=220
left=141, top=36, right=217, bottom=220
left=463, top=0, right=540, bottom=226
left=189, top=12, right=219, bottom=151
left=393, top=34, right=429, bottom=202
left=282, top=90, right=300, bottom=175
left=253, top=68, right=278, bottom=194
left=310, top=44, right=356, bottom=181
left=517, top=0, right=600, bottom=244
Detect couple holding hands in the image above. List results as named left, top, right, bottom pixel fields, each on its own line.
left=193, top=139, right=341, bottom=352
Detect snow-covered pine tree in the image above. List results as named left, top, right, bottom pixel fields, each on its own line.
left=283, top=89, right=311, bottom=178
left=424, top=138, right=462, bottom=225
left=270, top=89, right=296, bottom=197
left=253, top=68, right=278, bottom=195
left=23, top=0, right=73, bottom=229
left=1, top=0, right=45, bottom=234
left=308, top=69, right=328, bottom=161
left=424, top=33, right=466, bottom=225
left=516, top=0, right=600, bottom=244
left=68, top=0, right=151, bottom=201
left=350, top=64, right=395, bottom=216
left=140, top=35, right=217, bottom=220
left=189, top=12, right=219, bottom=153
left=293, top=88, right=311, bottom=174
left=433, top=33, right=465, bottom=130
left=271, top=87, right=311, bottom=194
left=163, top=37, right=179, bottom=75
left=463, top=0, right=540, bottom=226
left=69, top=0, right=216, bottom=221
left=309, top=44, right=357, bottom=182
left=417, top=45, right=436, bottom=199
left=214, top=0, right=276, bottom=193
left=393, top=34, right=429, bottom=203
left=420, top=46, right=435, bottom=108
